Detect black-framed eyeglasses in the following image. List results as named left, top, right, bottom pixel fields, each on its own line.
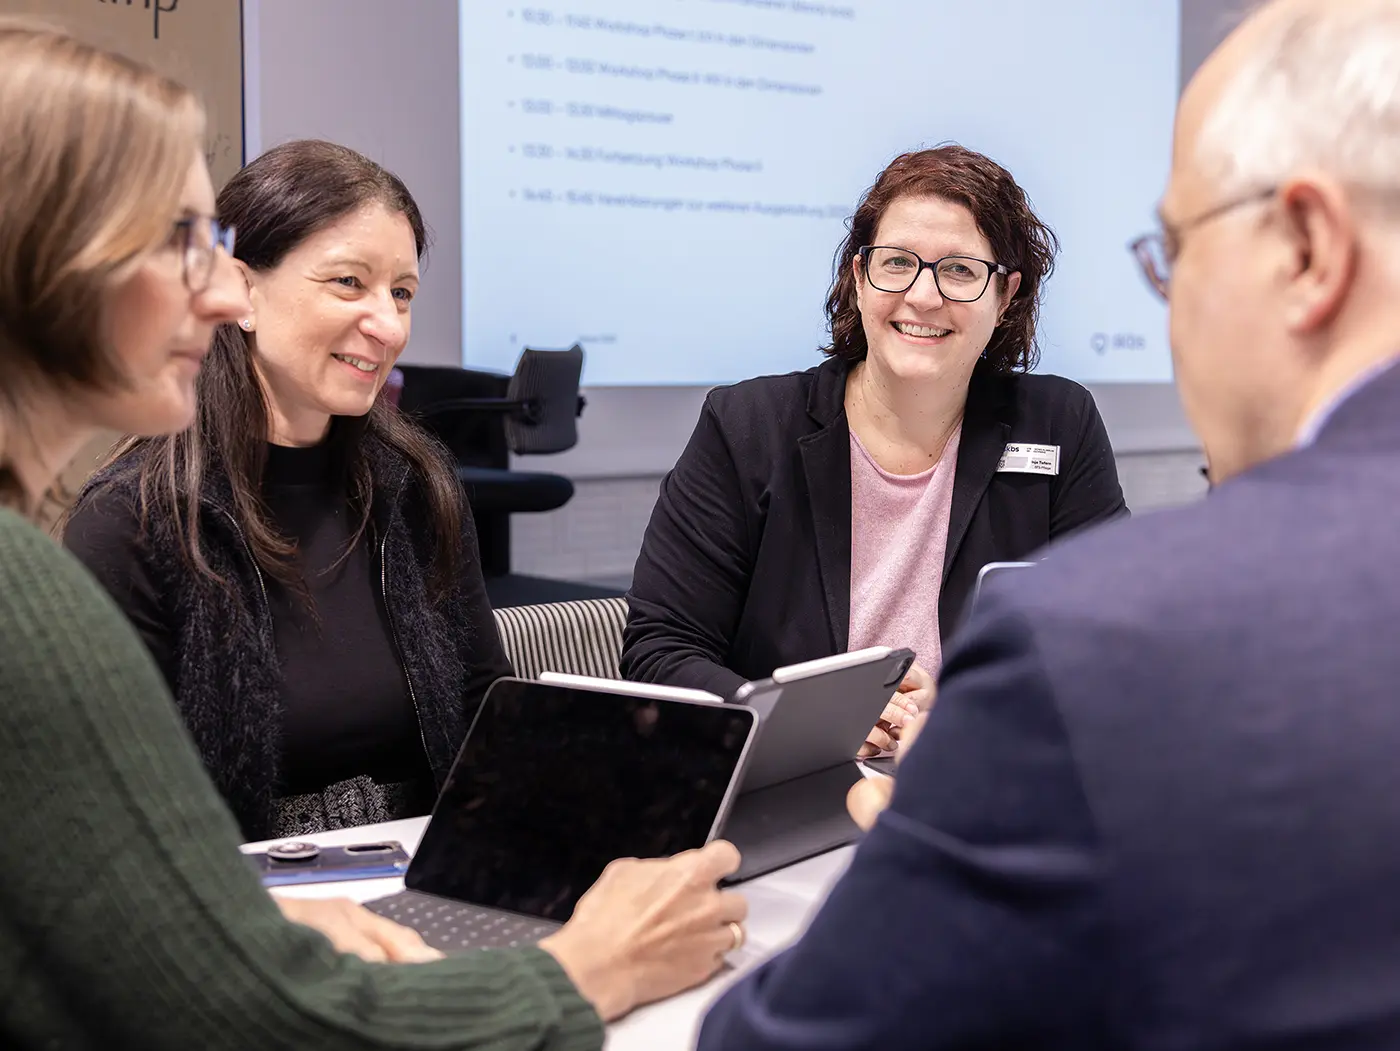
left=172, top=215, right=236, bottom=293
left=1129, top=186, right=1276, bottom=300
left=858, top=245, right=1012, bottom=302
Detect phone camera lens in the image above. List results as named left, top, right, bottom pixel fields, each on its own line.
left=266, top=841, right=320, bottom=863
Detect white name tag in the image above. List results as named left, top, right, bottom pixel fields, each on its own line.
left=997, top=443, right=1060, bottom=476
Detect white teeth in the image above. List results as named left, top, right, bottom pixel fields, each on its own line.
left=333, top=354, right=379, bottom=373
left=895, top=322, right=951, bottom=338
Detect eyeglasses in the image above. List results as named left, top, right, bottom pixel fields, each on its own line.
left=1130, top=186, right=1276, bottom=300
left=858, top=245, right=1011, bottom=302
left=172, top=215, right=236, bottom=293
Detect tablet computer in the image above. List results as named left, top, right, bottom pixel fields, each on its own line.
left=538, top=670, right=723, bottom=704
left=544, top=647, right=914, bottom=793
left=970, top=560, right=1037, bottom=614
left=537, top=649, right=915, bottom=881
left=365, top=678, right=758, bottom=953
left=729, top=646, right=914, bottom=792
left=721, top=646, right=914, bottom=881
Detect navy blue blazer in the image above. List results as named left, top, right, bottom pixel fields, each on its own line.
left=698, top=359, right=1400, bottom=1050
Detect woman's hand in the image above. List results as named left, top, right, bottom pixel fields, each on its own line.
left=857, top=695, right=918, bottom=756
left=539, top=840, right=747, bottom=1022
left=896, top=659, right=936, bottom=709
left=857, top=660, right=936, bottom=757
left=848, top=708, right=929, bottom=830
left=274, top=895, right=443, bottom=963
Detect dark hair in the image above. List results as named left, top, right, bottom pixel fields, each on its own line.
left=823, top=144, right=1059, bottom=373
left=88, top=140, right=464, bottom=603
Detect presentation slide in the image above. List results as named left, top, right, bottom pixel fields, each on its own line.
left=460, top=0, right=1180, bottom=385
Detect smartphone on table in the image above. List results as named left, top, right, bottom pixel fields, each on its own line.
left=246, top=840, right=411, bottom=887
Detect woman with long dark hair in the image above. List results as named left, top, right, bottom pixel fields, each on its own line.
left=64, top=140, right=512, bottom=841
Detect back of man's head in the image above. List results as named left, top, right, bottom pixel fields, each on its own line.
left=1200, top=0, right=1400, bottom=194
left=1163, top=0, right=1400, bottom=485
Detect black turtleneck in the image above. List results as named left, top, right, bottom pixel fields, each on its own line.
left=260, top=441, right=430, bottom=796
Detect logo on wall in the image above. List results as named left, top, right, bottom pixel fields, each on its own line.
left=98, top=0, right=179, bottom=41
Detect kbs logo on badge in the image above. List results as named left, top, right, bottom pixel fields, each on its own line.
left=997, top=444, right=1060, bottom=476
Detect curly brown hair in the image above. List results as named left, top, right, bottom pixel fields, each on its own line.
left=823, top=144, right=1059, bottom=373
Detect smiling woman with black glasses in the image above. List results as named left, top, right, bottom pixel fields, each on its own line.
left=623, top=145, right=1128, bottom=754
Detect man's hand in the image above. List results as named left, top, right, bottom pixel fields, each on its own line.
left=857, top=660, right=936, bottom=758
left=274, top=895, right=444, bottom=963
left=539, top=840, right=748, bottom=1021
left=848, top=708, right=929, bottom=830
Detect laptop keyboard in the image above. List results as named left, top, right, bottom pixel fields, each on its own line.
left=364, top=891, right=559, bottom=953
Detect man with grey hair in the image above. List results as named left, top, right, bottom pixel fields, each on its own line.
left=698, top=0, right=1400, bottom=1046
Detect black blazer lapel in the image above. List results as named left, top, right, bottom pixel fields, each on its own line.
left=799, top=420, right=854, bottom=654
left=943, top=370, right=1013, bottom=587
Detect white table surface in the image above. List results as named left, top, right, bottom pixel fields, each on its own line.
left=243, top=818, right=853, bottom=1050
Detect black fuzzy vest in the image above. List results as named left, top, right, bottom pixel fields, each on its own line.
left=83, top=439, right=473, bottom=841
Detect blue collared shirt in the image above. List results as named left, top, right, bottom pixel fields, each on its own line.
left=1295, top=355, right=1400, bottom=448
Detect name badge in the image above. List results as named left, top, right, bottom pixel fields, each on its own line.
left=997, top=443, right=1060, bottom=476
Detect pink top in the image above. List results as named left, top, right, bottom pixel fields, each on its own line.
left=847, top=425, right=962, bottom=678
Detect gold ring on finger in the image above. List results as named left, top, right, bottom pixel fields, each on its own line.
left=727, top=921, right=745, bottom=952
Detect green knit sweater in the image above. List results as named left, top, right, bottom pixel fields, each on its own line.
left=0, top=507, right=603, bottom=1050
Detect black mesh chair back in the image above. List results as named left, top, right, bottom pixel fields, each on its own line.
left=503, top=345, right=584, bottom=454
left=394, top=364, right=510, bottom=468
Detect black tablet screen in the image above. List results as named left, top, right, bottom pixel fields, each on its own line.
left=405, top=680, right=755, bottom=920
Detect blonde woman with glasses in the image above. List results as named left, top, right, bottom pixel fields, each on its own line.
left=0, top=20, right=744, bottom=1049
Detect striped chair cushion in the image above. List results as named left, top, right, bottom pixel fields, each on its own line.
left=491, top=596, right=630, bottom=680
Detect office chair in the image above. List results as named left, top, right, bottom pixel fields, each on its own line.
left=396, top=346, right=615, bottom=606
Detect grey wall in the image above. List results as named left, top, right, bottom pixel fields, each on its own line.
left=245, top=0, right=463, bottom=368
left=1181, top=0, right=1253, bottom=86
left=243, top=1, right=1240, bottom=582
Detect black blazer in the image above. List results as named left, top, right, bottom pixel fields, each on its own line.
left=698, top=358, right=1400, bottom=1051
left=622, top=356, right=1126, bottom=697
